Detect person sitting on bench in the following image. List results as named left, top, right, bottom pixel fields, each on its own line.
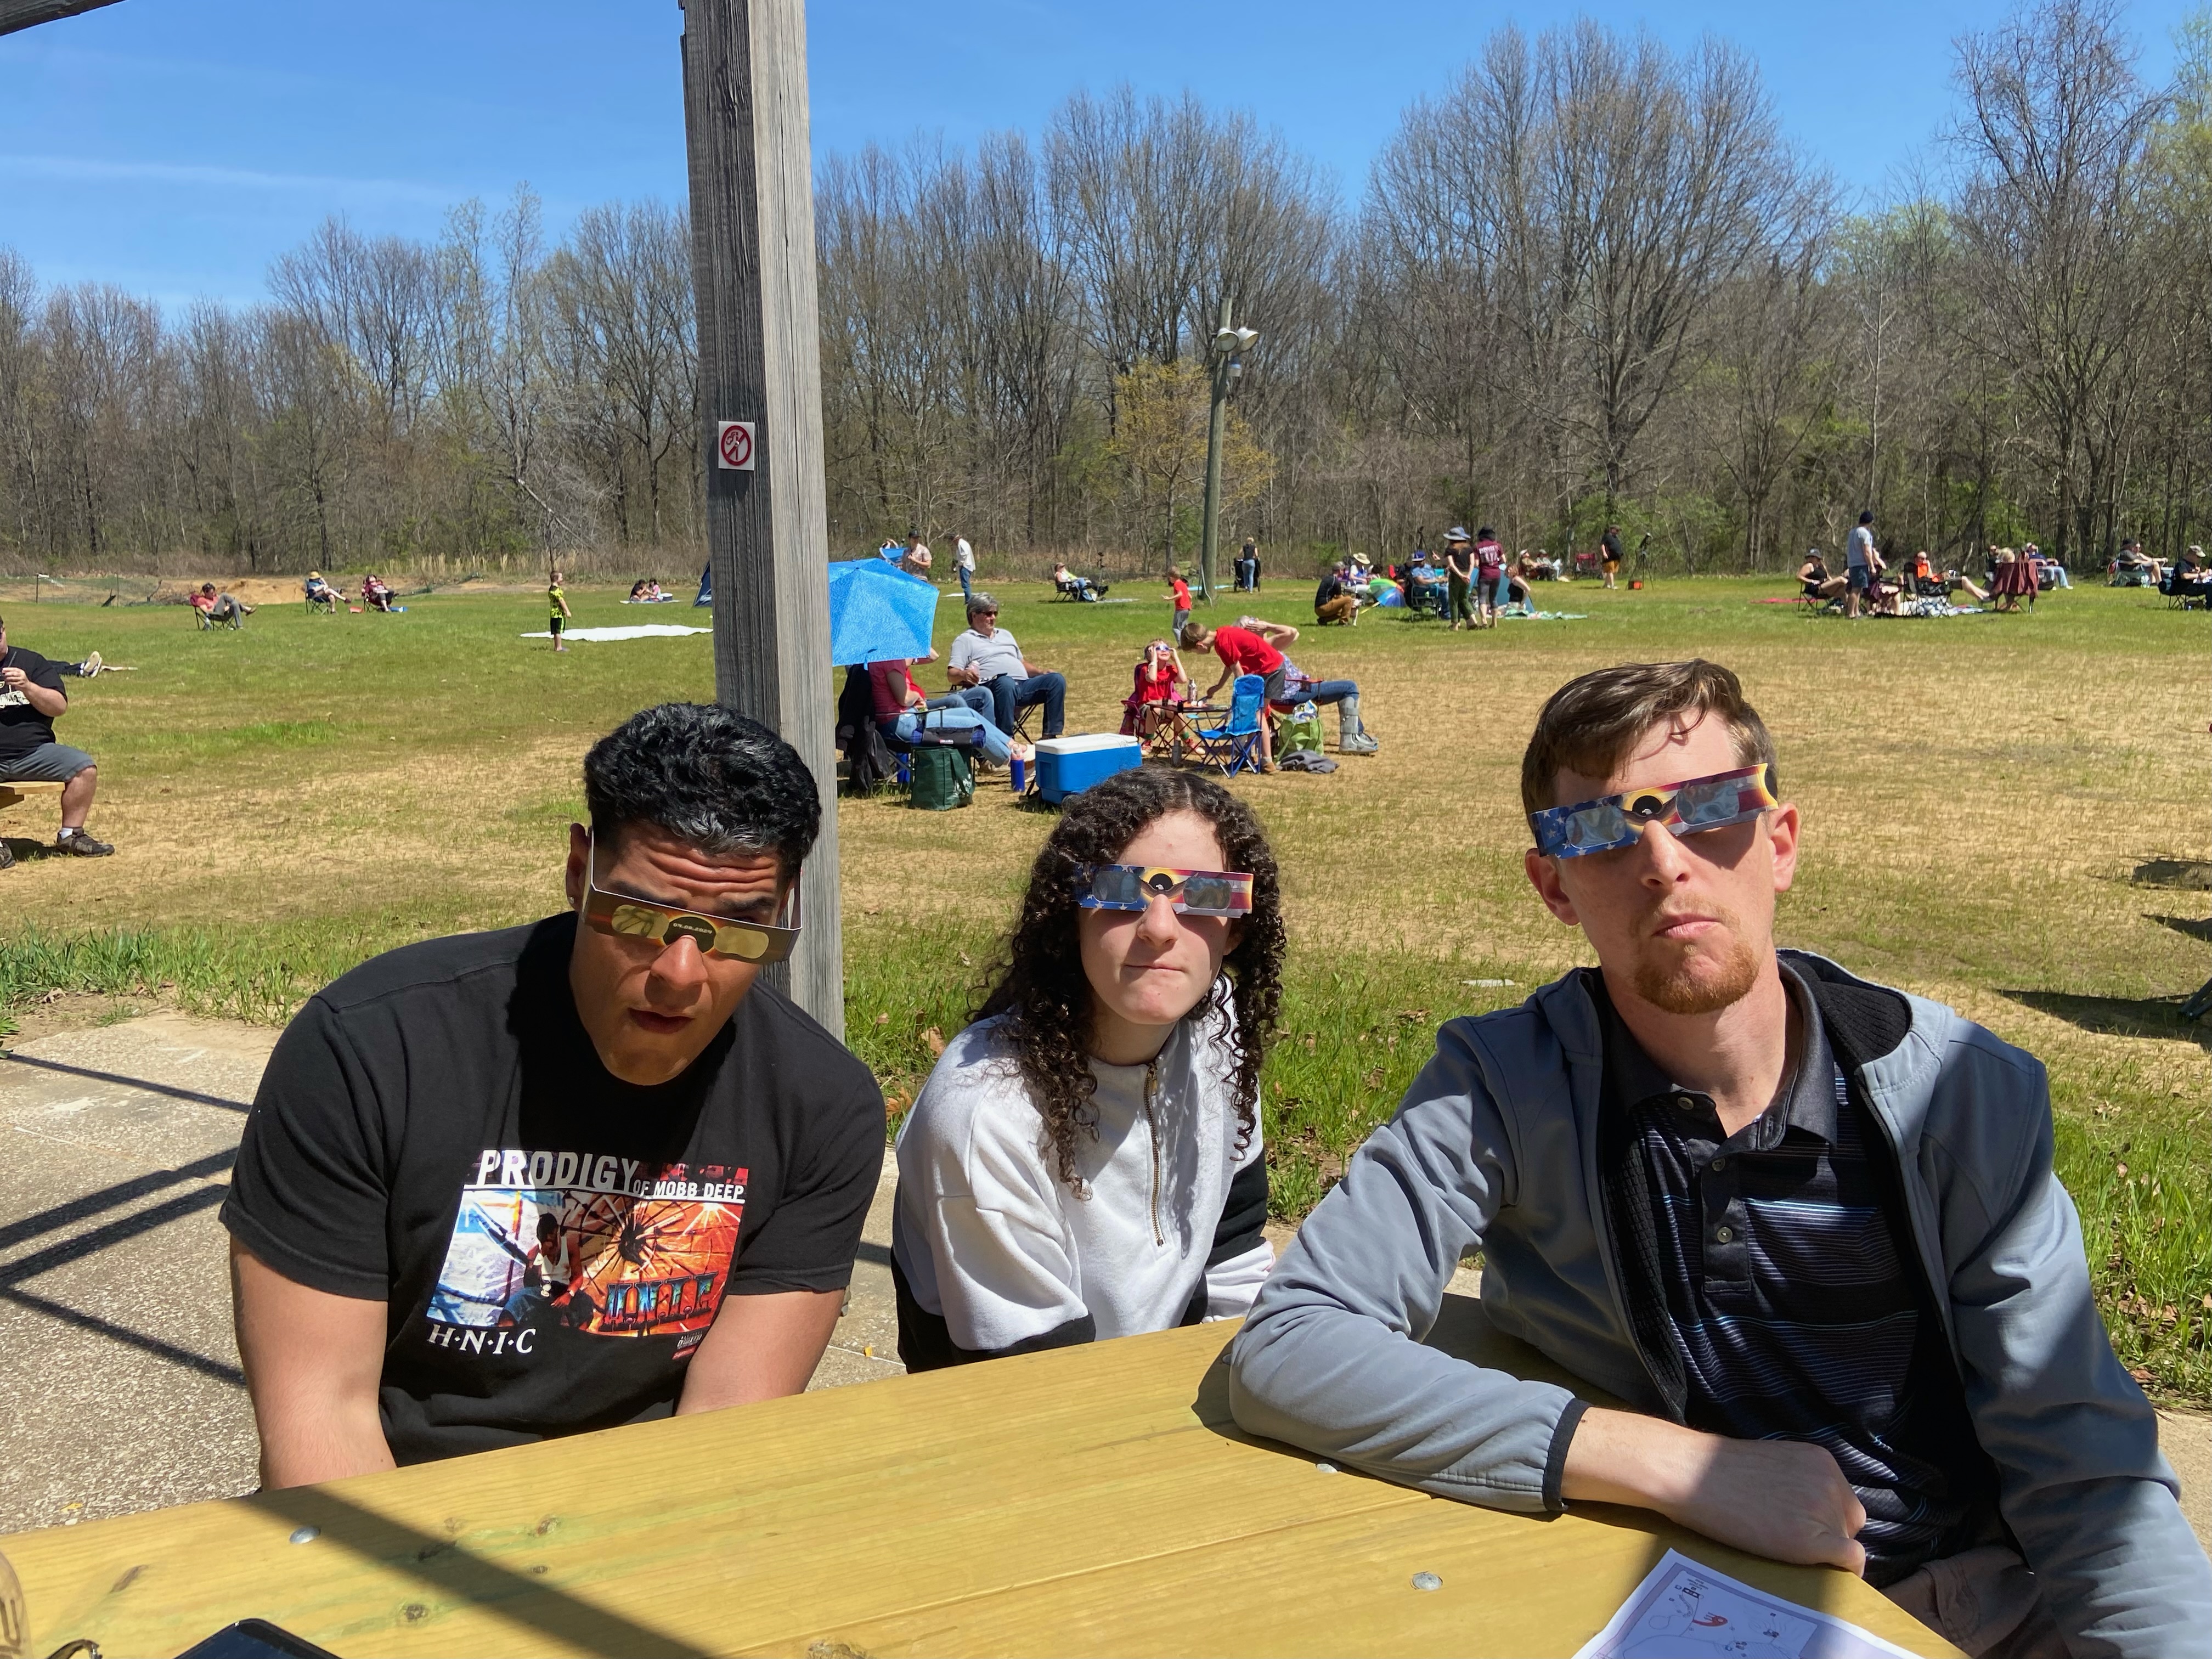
left=0, top=611, right=116, bottom=866
left=1230, top=659, right=2210, bottom=1658
left=892, top=768, right=1282, bottom=1369
left=946, top=595, right=1066, bottom=740
left=223, top=703, right=883, bottom=1480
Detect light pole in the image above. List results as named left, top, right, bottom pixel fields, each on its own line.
left=1198, top=298, right=1257, bottom=603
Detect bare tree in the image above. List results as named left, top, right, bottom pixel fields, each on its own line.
left=1951, top=0, right=2173, bottom=562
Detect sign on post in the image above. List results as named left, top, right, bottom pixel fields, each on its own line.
left=716, top=420, right=757, bottom=471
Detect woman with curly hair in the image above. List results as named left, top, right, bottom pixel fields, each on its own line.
left=891, top=768, right=1285, bottom=1369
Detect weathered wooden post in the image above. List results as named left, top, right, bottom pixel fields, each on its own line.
left=679, top=0, right=844, bottom=1036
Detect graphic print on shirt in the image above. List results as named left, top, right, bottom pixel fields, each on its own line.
left=428, top=1149, right=747, bottom=1353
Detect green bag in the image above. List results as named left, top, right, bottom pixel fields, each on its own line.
left=1274, top=701, right=1324, bottom=758
left=907, top=744, right=975, bottom=811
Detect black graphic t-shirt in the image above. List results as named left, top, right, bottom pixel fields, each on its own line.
left=0, top=646, right=65, bottom=761
left=222, top=913, right=884, bottom=1464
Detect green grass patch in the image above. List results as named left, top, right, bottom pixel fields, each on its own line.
left=0, top=574, right=2204, bottom=1399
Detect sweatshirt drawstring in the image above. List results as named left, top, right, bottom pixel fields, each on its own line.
left=1143, top=1058, right=1164, bottom=1246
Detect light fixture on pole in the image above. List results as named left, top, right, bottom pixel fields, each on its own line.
left=1198, top=304, right=1258, bottom=603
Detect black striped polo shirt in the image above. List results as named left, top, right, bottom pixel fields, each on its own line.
left=1593, top=965, right=1993, bottom=1585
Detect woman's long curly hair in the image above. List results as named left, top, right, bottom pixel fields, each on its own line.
left=974, top=768, right=1284, bottom=1191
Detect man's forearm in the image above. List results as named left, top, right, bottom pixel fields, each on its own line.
left=1562, top=1406, right=1867, bottom=1573
left=22, top=685, right=66, bottom=717
left=678, top=1288, right=842, bottom=1414
left=256, top=1396, right=397, bottom=1488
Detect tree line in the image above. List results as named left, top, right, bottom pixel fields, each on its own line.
left=1, top=0, right=2205, bottom=581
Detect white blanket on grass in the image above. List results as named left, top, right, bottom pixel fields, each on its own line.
left=519, top=625, right=710, bottom=642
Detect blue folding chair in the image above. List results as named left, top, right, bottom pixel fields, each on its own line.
left=1195, top=674, right=1268, bottom=776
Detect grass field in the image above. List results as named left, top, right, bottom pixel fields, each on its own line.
left=1, top=572, right=2206, bottom=1399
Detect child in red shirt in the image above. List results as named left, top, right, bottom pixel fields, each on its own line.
left=1166, top=567, right=1193, bottom=637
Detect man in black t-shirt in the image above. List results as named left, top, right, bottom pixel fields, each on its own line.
left=223, top=703, right=884, bottom=1483
left=0, top=611, right=116, bottom=866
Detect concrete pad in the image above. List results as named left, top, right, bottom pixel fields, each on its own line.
left=2160, top=1409, right=2210, bottom=1554
left=0, top=1015, right=265, bottom=1533
left=808, top=1154, right=905, bottom=1389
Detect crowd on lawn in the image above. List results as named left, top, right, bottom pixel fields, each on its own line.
left=202, top=677, right=2207, bottom=1659
left=841, top=585, right=1380, bottom=788
left=1793, top=511, right=2211, bottom=617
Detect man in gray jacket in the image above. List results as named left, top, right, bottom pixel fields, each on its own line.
left=1230, top=659, right=2208, bottom=1658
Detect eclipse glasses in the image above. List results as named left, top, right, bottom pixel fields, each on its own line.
left=580, top=836, right=801, bottom=963
left=1530, top=763, right=1779, bottom=860
left=1077, top=864, right=1254, bottom=917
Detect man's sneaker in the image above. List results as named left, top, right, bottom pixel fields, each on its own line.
left=1340, top=733, right=1380, bottom=754
left=58, top=829, right=114, bottom=856
left=82, top=651, right=103, bottom=678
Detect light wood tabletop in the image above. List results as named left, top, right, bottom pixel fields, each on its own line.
left=2, top=1296, right=1955, bottom=1658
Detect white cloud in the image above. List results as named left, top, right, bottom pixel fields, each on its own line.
left=0, top=153, right=452, bottom=203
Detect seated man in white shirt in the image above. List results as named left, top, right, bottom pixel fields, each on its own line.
left=945, top=594, right=1065, bottom=740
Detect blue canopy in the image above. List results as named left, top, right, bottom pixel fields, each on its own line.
left=828, top=558, right=939, bottom=667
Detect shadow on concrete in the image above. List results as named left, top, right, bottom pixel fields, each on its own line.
left=0, top=1283, right=243, bottom=1386
left=0, top=1147, right=235, bottom=1252
left=1997, top=989, right=2211, bottom=1051
left=856, top=1240, right=891, bottom=1268
left=0, top=1184, right=227, bottom=1288
left=0, top=1052, right=252, bottom=1113
left=244, top=1485, right=714, bottom=1658
left=0, top=1181, right=244, bottom=1386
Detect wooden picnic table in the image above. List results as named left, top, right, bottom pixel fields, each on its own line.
left=1, top=1299, right=1953, bottom=1658
left=0, top=779, right=63, bottom=814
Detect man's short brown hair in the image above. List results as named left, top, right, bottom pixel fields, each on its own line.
left=1520, top=659, right=1778, bottom=822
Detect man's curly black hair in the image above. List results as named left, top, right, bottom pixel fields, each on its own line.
left=975, top=768, right=1284, bottom=1191
left=583, top=702, right=820, bottom=873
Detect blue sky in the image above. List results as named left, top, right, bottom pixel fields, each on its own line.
left=0, top=0, right=2198, bottom=311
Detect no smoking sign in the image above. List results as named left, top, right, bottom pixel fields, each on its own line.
left=716, top=420, right=757, bottom=471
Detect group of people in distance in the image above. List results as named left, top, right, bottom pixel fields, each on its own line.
left=215, top=668, right=2207, bottom=1657
left=1793, top=509, right=2151, bottom=618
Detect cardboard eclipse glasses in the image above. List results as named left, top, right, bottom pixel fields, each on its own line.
left=1077, top=864, right=1254, bottom=917
left=580, top=836, right=800, bottom=963
left=1531, top=763, right=1779, bottom=859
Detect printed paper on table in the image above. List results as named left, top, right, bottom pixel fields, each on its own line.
left=1572, top=1549, right=1927, bottom=1659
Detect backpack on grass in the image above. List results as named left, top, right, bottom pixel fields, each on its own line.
left=1274, top=701, right=1324, bottom=759
left=908, top=746, right=975, bottom=811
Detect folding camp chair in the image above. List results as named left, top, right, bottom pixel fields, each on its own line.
left=2163, top=569, right=2212, bottom=612
left=1194, top=675, right=1268, bottom=776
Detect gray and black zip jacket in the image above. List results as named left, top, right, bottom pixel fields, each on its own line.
left=1228, top=951, right=2210, bottom=1658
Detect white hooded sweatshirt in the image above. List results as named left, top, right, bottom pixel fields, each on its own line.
left=891, top=999, right=1271, bottom=1361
